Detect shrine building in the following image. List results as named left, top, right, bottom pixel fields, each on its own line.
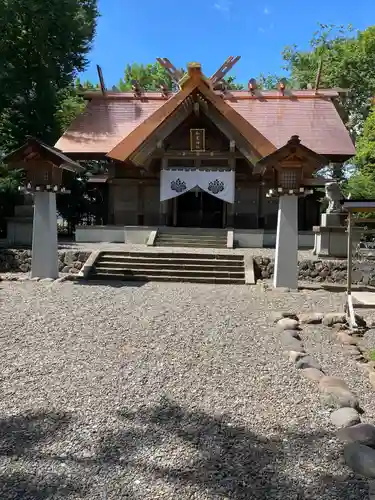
left=54, top=57, right=355, bottom=247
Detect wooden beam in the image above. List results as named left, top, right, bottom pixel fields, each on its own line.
left=96, top=65, right=106, bottom=96
left=199, top=97, right=259, bottom=164
left=314, top=58, right=323, bottom=94
left=156, top=58, right=184, bottom=84
left=130, top=97, right=194, bottom=165
left=108, top=77, right=198, bottom=161
left=155, top=150, right=244, bottom=160
left=197, top=82, right=275, bottom=159
left=210, top=56, right=241, bottom=86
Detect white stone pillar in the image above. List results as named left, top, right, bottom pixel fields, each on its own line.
left=274, top=194, right=298, bottom=289
left=31, top=191, right=59, bottom=279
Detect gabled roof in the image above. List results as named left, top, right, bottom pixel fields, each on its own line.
left=54, top=62, right=356, bottom=162
left=106, top=73, right=276, bottom=162
left=3, top=136, right=84, bottom=173
left=253, top=135, right=327, bottom=175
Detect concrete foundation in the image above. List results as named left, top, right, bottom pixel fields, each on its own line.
left=274, top=195, right=298, bottom=289
left=313, top=212, right=361, bottom=258
left=31, top=192, right=58, bottom=279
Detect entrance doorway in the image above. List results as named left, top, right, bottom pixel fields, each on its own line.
left=176, top=189, right=224, bottom=228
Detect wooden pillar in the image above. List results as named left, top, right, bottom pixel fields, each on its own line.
left=173, top=197, right=177, bottom=226
left=226, top=155, right=236, bottom=228
left=222, top=202, right=227, bottom=228
left=159, top=157, right=168, bottom=225
left=257, top=182, right=263, bottom=229
left=137, top=182, right=144, bottom=226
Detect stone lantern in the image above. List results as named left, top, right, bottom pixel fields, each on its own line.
left=254, top=135, right=327, bottom=289
left=3, top=137, right=84, bottom=279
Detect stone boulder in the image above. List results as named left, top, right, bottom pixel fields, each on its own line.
left=337, top=331, right=358, bottom=346
left=338, top=423, right=375, bottom=447
left=330, top=408, right=361, bottom=429
left=295, top=355, right=322, bottom=371
left=289, top=351, right=305, bottom=363
left=319, top=376, right=359, bottom=410
left=272, top=312, right=298, bottom=324
left=322, top=313, right=347, bottom=327
left=344, top=443, right=375, bottom=478
left=280, top=332, right=304, bottom=352
left=300, top=367, right=325, bottom=382
left=276, top=318, right=300, bottom=332
left=299, top=312, right=324, bottom=324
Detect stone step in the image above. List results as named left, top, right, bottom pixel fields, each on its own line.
left=99, top=252, right=243, bottom=261
left=97, top=261, right=243, bottom=271
left=156, top=241, right=227, bottom=247
left=94, top=267, right=245, bottom=279
left=156, top=243, right=226, bottom=248
left=88, top=250, right=246, bottom=285
left=157, top=230, right=227, bottom=235
left=156, top=234, right=227, bottom=239
left=91, top=272, right=245, bottom=285
left=156, top=238, right=227, bottom=244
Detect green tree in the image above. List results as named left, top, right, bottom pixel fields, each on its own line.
left=0, top=0, right=98, bottom=152
left=0, top=164, right=23, bottom=235
left=118, top=62, right=176, bottom=91
left=355, top=106, right=375, bottom=171
left=282, top=24, right=375, bottom=136
left=118, top=62, right=246, bottom=92
left=224, top=75, right=244, bottom=90
left=256, top=74, right=290, bottom=90
left=345, top=107, right=375, bottom=199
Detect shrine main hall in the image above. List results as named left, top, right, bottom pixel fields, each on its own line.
left=55, top=57, right=355, bottom=247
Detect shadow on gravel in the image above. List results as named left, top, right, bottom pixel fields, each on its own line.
left=0, top=411, right=88, bottom=499
left=0, top=411, right=71, bottom=456
left=0, top=472, right=85, bottom=500
left=110, top=398, right=367, bottom=500
left=72, top=279, right=145, bottom=288
left=0, top=405, right=368, bottom=499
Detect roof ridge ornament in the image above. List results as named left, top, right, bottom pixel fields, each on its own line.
left=157, top=56, right=241, bottom=90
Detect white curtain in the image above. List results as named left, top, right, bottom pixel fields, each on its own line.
left=160, top=169, right=235, bottom=203
left=160, top=169, right=198, bottom=202
left=198, top=170, right=235, bottom=203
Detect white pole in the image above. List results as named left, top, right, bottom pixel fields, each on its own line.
left=31, top=191, right=59, bottom=279
left=274, top=194, right=298, bottom=289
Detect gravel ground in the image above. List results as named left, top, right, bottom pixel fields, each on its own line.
left=0, top=280, right=370, bottom=499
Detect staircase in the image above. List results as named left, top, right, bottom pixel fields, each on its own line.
left=88, top=251, right=245, bottom=284
left=155, top=229, right=228, bottom=248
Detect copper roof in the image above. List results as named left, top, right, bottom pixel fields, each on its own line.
left=4, top=136, right=84, bottom=172
left=55, top=90, right=355, bottom=160
left=108, top=78, right=275, bottom=162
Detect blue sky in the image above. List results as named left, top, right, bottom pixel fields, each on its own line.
left=82, top=0, right=374, bottom=87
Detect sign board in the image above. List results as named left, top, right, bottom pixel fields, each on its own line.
left=190, top=128, right=205, bottom=152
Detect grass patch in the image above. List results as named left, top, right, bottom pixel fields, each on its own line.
left=369, top=350, right=375, bottom=362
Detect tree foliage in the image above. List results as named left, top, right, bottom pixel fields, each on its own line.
left=118, top=62, right=245, bottom=92
left=345, top=106, right=375, bottom=199
left=282, top=24, right=375, bottom=136
left=355, top=106, right=375, bottom=170
left=0, top=164, right=24, bottom=235
left=0, top=0, right=98, bottom=152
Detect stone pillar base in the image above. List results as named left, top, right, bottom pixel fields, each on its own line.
left=31, top=192, right=58, bottom=279
left=274, top=195, right=298, bottom=289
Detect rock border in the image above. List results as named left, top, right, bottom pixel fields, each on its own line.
left=275, top=310, right=375, bottom=485
left=0, top=250, right=91, bottom=274
left=256, top=257, right=375, bottom=286
left=0, top=274, right=78, bottom=284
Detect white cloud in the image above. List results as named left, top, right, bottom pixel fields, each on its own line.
left=214, top=0, right=231, bottom=12
left=263, top=6, right=270, bottom=14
